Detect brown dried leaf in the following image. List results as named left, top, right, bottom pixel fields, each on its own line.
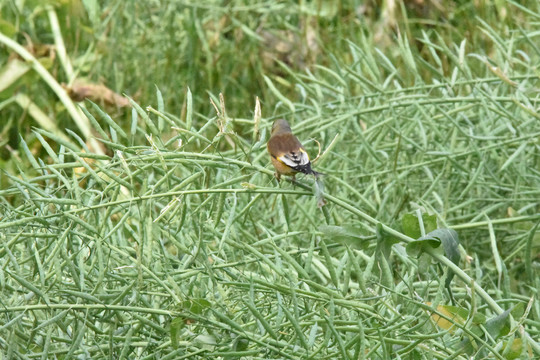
left=63, top=80, right=130, bottom=107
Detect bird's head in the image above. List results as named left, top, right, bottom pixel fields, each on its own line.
left=271, top=119, right=292, bottom=135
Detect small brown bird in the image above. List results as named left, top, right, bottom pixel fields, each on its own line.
left=266, top=119, right=322, bottom=181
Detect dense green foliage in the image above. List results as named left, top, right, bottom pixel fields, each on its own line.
left=1, top=1, right=539, bottom=358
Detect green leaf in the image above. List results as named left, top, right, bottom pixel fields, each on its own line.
left=170, top=298, right=212, bottom=349
left=437, top=228, right=460, bottom=266
left=485, top=309, right=511, bottom=339
left=406, top=228, right=460, bottom=291
left=376, top=223, right=400, bottom=260
left=406, top=228, right=459, bottom=260
left=428, top=303, right=486, bottom=330
left=170, top=317, right=184, bottom=349
left=402, top=213, right=438, bottom=239
left=319, top=225, right=371, bottom=249
left=181, top=298, right=211, bottom=315
left=405, top=234, right=441, bottom=257
left=502, top=338, right=525, bottom=360
left=232, top=337, right=249, bottom=352
left=418, top=252, right=432, bottom=274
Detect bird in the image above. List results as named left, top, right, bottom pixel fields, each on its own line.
left=266, top=119, right=322, bottom=181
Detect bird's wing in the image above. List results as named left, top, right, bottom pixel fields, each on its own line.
left=278, top=148, right=310, bottom=168
left=268, top=133, right=311, bottom=170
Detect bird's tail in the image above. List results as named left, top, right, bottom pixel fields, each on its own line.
left=311, top=170, right=325, bottom=179
left=297, top=163, right=325, bottom=178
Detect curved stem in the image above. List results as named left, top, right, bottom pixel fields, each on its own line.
left=322, top=191, right=540, bottom=354
left=0, top=32, right=103, bottom=155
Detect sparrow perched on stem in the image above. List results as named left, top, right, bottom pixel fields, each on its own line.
left=266, top=119, right=322, bottom=181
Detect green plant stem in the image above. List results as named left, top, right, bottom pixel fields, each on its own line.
left=0, top=303, right=172, bottom=315
left=322, top=192, right=540, bottom=354
left=47, top=6, right=74, bottom=81
left=0, top=32, right=103, bottom=155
